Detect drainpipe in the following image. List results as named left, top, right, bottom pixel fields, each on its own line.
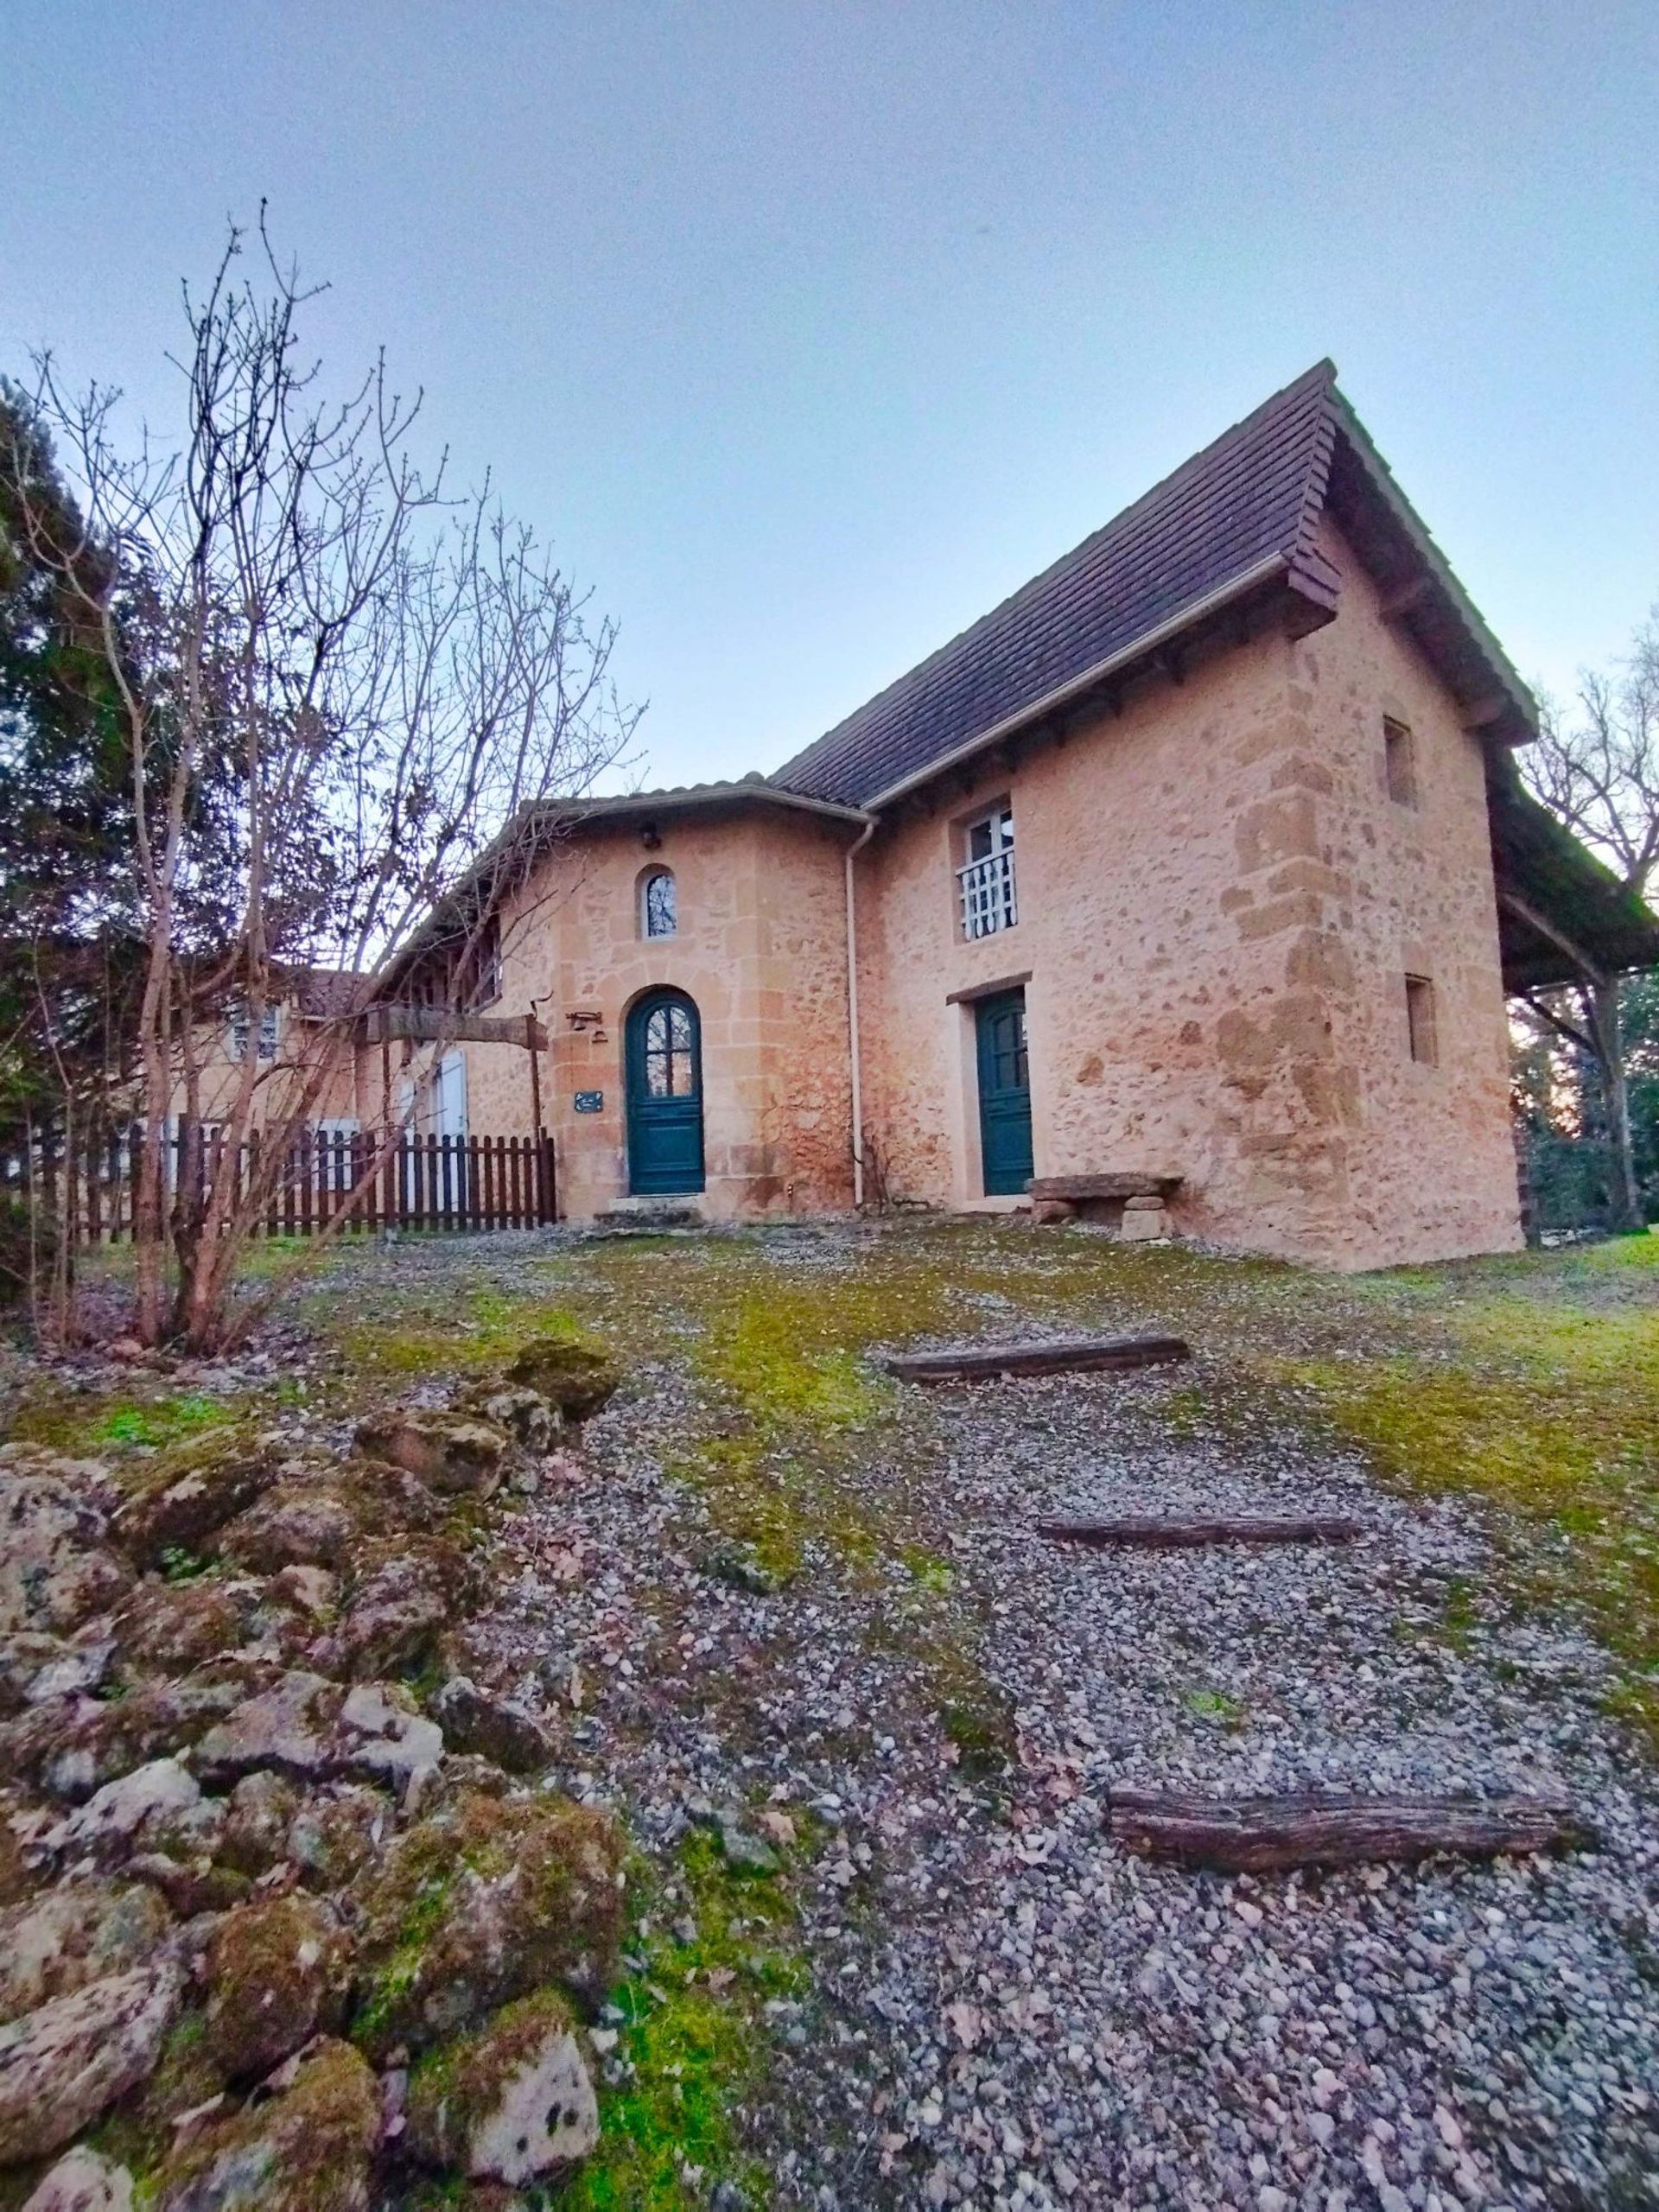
left=844, top=817, right=877, bottom=1208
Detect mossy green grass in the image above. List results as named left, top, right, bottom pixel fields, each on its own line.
left=565, top=1827, right=808, bottom=2210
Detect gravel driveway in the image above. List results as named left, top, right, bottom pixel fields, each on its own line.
left=312, top=1223, right=1659, bottom=2209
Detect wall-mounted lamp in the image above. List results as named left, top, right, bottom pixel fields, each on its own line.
left=639, top=823, right=662, bottom=851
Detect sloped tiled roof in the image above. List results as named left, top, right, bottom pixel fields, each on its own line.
left=771, top=361, right=1344, bottom=808
left=545, top=776, right=868, bottom=825
left=289, top=965, right=370, bottom=1019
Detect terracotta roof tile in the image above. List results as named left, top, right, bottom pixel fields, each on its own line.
left=770, top=362, right=1341, bottom=807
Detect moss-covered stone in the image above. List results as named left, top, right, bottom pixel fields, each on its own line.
left=0, top=1631, right=114, bottom=1716
left=0, top=1789, right=38, bottom=1909
left=16, top=2144, right=134, bottom=2209
left=429, top=1677, right=556, bottom=1775
left=110, top=1581, right=269, bottom=1677
left=351, top=1789, right=623, bottom=2059
left=452, top=1382, right=559, bottom=1454
left=3, top=1669, right=257, bottom=1804
left=405, top=1988, right=598, bottom=2183
left=211, top=1486, right=360, bottom=1576
left=201, top=1892, right=349, bottom=2083
left=283, top=1785, right=385, bottom=1892
left=87, top=2005, right=226, bottom=2183
left=0, top=1881, right=173, bottom=2026
left=191, top=1670, right=440, bottom=1793
left=215, top=1773, right=299, bottom=1878
left=125, top=1853, right=250, bottom=1921
left=111, top=1453, right=276, bottom=1571
left=0, top=1471, right=131, bottom=1639
left=212, top=1463, right=442, bottom=1578
left=328, top=1536, right=476, bottom=1681
left=150, top=2037, right=378, bottom=2212
left=503, top=1338, right=620, bottom=1422
left=0, top=1958, right=181, bottom=2166
left=351, top=1412, right=508, bottom=1499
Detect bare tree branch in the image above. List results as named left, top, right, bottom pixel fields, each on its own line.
left=7, top=219, right=640, bottom=1348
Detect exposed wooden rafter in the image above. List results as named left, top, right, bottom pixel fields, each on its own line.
left=1461, top=693, right=1510, bottom=733
left=1497, top=888, right=1606, bottom=989
left=1378, top=574, right=1433, bottom=620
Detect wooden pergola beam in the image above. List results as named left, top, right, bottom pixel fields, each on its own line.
left=361, top=1006, right=550, bottom=1051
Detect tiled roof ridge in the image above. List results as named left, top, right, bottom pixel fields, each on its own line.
left=769, top=359, right=1339, bottom=804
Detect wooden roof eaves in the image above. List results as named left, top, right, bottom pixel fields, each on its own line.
left=1487, top=757, right=1659, bottom=989
left=772, top=362, right=1338, bottom=804
left=549, top=783, right=873, bottom=831
left=856, top=550, right=1298, bottom=816
left=1325, top=391, right=1537, bottom=747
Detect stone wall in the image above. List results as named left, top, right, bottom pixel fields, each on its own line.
left=854, top=531, right=1522, bottom=1268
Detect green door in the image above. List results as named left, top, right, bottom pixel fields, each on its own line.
left=976, top=988, right=1033, bottom=1196
left=626, top=989, right=705, bottom=1195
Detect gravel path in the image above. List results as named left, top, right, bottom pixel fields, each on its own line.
left=318, top=1229, right=1659, bottom=2208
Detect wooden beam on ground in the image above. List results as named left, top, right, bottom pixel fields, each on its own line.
left=884, top=1333, right=1191, bottom=1384
left=1038, top=1514, right=1362, bottom=1549
left=1105, top=1789, right=1587, bottom=1873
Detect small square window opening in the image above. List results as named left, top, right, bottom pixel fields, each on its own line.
left=1384, top=716, right=1418, bottom=808
left=1405, top=973, right=1438, bottom=1066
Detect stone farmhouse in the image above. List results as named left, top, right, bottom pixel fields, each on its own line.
left=227, top=362, right=1659, bottom=1268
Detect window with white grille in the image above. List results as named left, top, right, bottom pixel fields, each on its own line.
left=957, top=805, right=1017, bottom=939
left=227, top=1001, right=280, bottom=1061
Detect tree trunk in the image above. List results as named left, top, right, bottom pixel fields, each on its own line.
left=133, top=1009, right=172, bottom=1346
left=1586, top=979, right=1642, bottom=1232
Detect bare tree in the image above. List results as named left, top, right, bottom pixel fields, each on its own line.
left=6, top=215, right=638, bottom=1349
left=1517, top=608, right=1659, bottom=1231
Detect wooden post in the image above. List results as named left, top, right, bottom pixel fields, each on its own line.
left=527, top=1012, right=543, bottom=1137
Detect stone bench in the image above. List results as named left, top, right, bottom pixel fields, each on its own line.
left=1026, top=1173, right=1182, bottom=1239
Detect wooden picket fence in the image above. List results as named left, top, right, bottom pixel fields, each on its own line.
left=10, top=1125, right=558, bottom=1246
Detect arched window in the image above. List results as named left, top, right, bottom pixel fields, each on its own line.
left=640, top=867, right=677, bottom=939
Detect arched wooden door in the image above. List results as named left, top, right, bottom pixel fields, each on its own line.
left=625, top=988, right=705, bottom=1195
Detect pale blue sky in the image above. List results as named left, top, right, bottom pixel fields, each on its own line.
left=3, top=2, right=1656, bottom=789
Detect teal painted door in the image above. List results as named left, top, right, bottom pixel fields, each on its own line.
left=976, top=988, right=1033, bottom=1196
left=626, top=990, right=705, bottom=1195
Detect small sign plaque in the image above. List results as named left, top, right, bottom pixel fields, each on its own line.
left=573, top=1090, right=604, bottom=1115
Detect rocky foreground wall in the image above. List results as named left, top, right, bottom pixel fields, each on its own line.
left=0, top=1338, right=626, bottom=2210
